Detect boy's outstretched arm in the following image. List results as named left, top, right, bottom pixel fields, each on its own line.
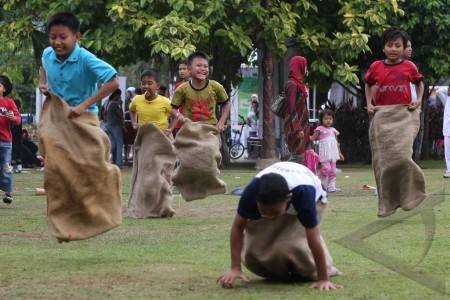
left=217, top=214, right=250, bottom=288
left=306, top=226, right=343, bottom=291
left=165, top=109, right=181, bottom=135
left=129, top=111, right=138, bottom=130
left=409, top=81, right=424, bottom=111
left=68, top=76, right=119, bottom=118
left=39, top=67, right=49, bottom=95
left=310, top=131, right=319, bottom=141
left=217, top=101, right=231, bottom=132
left=365, top=83, right=375, bottom=114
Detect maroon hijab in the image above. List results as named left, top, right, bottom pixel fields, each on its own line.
left=288, top=56, right=308, bottom=98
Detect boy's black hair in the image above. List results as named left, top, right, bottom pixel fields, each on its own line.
left=382, top=27, right=408, bottom=48
left=178, top=59, right=189, bottom=67
left=255, top=173, right=290, bottom=205
left=159, top=85, right=167, bottom=93
left=0, top=75, right=12, bottom=96
left=406, top=34, right=411, bottom=43
left=47, top=12, right=80, bottom=34
left=319, top=108, right=335, bottom=124
left=140, top=69, right=160, bottom=82
left=187, top=51, right=209, bottom=65
left=109, top=88, right=122, bottom=100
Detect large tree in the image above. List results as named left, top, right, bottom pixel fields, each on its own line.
left=4, top=0, right=442, bottom=162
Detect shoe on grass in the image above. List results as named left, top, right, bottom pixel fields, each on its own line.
left=327, top=187, right=342, bottom=193
left=443, top=172, right=450, bottom=178
left=3, top=193, right=13, bottom=204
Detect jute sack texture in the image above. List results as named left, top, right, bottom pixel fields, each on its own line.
left=242, top=203, right=340, bottom=280
left=39, top=94, right=122, bottom=242
left=128, top=123, right=175, bottom=218
left=369, top=105, right=426, bottom=217
left=172, top=120, right=226, bottom=201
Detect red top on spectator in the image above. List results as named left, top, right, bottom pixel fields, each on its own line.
left=173, top=81, right=187, bottom=129
left=0, top=96, right=21, bottom=142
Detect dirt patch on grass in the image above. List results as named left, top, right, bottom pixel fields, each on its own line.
left=0, top=231, right=49, bottom=240
left=0, top=264, right=200, bottom=299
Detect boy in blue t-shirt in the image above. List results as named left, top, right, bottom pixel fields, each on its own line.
left=218, top=162, right=342, bottom=291
left=38, top=12, right=118, bottom=118
left=36, top=12, right=122, bottom=242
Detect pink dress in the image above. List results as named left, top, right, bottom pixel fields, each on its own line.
left=315, top=126, right=340, bottom=163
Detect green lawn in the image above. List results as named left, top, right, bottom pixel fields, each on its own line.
left=1, top=161, right=449, bottom=299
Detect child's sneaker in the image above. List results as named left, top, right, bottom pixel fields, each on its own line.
left=327, top=187, right=342, bottom=193
left=3, top=193, right=13, bottom=204
left=327, top=178, right=341, bottom=193
left=14, top=164, right=22, bottom=173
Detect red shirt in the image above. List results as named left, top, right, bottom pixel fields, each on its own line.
left=0, top=97, right=21, bottom=142
left=173, top=81, right=187, bottom=129
left=364, top=60, right=423, bottom=106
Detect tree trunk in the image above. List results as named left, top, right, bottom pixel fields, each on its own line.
left=261, top=43, right=277, bottom=159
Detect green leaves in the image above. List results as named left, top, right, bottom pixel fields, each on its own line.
left=335, top=63, right=360, bottom=84
left=1, top=0, right=448, bottom=90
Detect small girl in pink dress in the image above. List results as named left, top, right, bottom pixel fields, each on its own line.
left=310, top=109, right=344, bottom=192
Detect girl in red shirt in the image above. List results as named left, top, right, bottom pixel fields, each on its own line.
left=0, top=75, right=21, bottom=204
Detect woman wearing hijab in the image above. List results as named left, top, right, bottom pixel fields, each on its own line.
left=284, top=56, right=310, bottom=164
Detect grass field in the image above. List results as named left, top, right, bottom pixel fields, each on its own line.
left=1, top=161, right=449, bottom=299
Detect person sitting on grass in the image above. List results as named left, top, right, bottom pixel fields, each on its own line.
left=218, top=161, right=342, bottom=291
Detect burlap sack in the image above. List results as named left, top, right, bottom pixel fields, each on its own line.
left=242, top=203, right=340, bottom=280
left=38, top=94, right=122, bottom=242
left=369, top=105, right=426, bottom=217
left=172, top=120, right=227, bottom=201
left=128, top=123, right=175, bottom=218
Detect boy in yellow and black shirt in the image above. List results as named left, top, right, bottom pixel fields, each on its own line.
left=171, top=52, right=231, bottom=132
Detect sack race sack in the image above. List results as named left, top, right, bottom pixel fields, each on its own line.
left=172, top=120, right=227, bottom=201
left=38, top=94, right=122, bottom=242
left=242, top=203, right=340, bottom=280
left=270, top=93, right=287, bottom=117
left=128, top=123, right=176, bottom=218
left=369, top=105, right=426, bottom=217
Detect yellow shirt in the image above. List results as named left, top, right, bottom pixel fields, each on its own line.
left=129, top=94, right=171, bottom=130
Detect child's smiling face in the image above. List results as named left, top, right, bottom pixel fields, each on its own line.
left=383, top=37, right=405, bottom=63
left=48, top=25, right=80, bottom=60
left=189, top=58, right=209, bottom=82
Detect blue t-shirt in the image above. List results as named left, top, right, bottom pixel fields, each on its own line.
left=237, top=162, right=326, bottom=228
left=42, top=44, right=117, bottom=112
